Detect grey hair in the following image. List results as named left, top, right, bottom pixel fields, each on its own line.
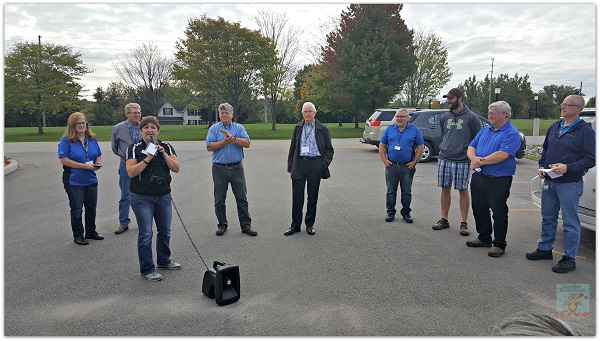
left=566, top=94, right=585, bottom=108
left=492, top=313, right=582, bottom=336
left=302, top=102, right=317, bottom=112
left=396, top=109, right=409, bottom=115
left=488, top=100, right=512, bottom=118
left=218, top=103, right=234, bottom=113
left=124, top=103, right=141, bottom=113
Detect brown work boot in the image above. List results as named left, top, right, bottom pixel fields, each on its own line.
left=114, top=225, right=129, bottom=234
left=488, top=246, right=505, bottom=257
left=459, top=222, right=470, bottom=236
left=466, top=239, right=492, bottom=247
left=432, top=218, right=450, bottom=230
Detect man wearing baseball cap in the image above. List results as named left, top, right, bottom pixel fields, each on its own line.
left=432, top=88, right=482, bottom=236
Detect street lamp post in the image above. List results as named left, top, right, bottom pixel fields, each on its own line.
left=495, top=87, right=501, bottom=102
left=533, top=95, right=540, bottom=136
left=427, top=94, right=433, bottom=109
left=534, top=95, right=538, bottom=118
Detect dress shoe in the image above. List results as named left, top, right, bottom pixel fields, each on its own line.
left=242, top=228, right=258, bottom=236
left=284, top=227, right=300, bottom=236
left=466, top=239, right=492, bottom=247
left=402, top=214, right=413, bottom=223
left=385, top=213, right=395, bottom=222
left=216, top=227, right=227, bottom=236
left=306, top=226, right=315, bottom=235
left=74, top=237, right=89, bottom=245
left=85, top=233, right=104, bottom=240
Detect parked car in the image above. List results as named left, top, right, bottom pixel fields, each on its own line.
left=361, top=108, right=526, bottom=162
left=530, top=108, right=596, bottom=231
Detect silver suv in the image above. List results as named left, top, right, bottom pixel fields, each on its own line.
left=530, top=108, right=596, bottom=231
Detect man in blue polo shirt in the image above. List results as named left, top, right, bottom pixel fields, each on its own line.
left=465, top=101, right=521, bottom=257
left=206, top=102, right=257, bottom=237
left=379, top=109, right=424, bottom=223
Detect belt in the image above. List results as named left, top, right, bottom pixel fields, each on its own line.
left=389, top=160, right=409, bottom=165
left=214, top=161, right=241, bottom=167
left=120, top=157, right=126, bottom=161
left=300, top=156, right=320, bottom=160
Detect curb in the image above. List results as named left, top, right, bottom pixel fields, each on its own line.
left=4, top=160, right=18, bottom=175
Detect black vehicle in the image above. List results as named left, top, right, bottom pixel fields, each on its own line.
left=362, top=108, right=526, bottom=162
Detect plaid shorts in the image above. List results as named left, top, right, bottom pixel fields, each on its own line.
left=437, top=159, right=471, bottom=190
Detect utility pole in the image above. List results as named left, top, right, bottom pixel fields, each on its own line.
left=580, top=81, right=583, bottom=94
left=488, top=58, right=494, bottom=105
left=38, top=35, right=47, bottom=128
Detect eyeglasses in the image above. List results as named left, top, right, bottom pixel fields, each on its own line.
left=75, top=122, right=87, bottom=126
left=127, top=112, right=141, bottom=115
left=560, top=103, right=580, bottom=108
left=395, top=115, right=409, bottom=119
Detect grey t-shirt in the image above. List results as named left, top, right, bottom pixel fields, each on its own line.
left=438, top=105, right=482, bottom=162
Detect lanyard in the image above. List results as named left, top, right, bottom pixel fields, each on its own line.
left=303, top=123, right=314, bottom=141
left=127, top=122, right=140, bottom=143
left=559, top=118, right=580, bottom=136
left=80, top=136, right=89, bottom=160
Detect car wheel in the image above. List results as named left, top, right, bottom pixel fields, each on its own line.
left=420, top=142, right=433, bottom=163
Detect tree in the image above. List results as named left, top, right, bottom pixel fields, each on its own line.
left=173, top=15, right=278, bottom=121
left=87, top=82, right=130, bottom=125
left=113, top=42, right=173, bottom=115
left=252, top=8, right=301, bottom=130
left=5, top=41, right=91, bottom=133
left=400, top=26, right=452, bottom=107
left=321, top=4, right=416, bottom=128
left=585, top=96, right=595, bottom=107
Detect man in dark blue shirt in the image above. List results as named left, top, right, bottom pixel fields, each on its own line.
left=379, top=109, right=425, bottom=223
left=466, top=101, right=521, bottom=257
left=526, top=95, right=595, bottom=273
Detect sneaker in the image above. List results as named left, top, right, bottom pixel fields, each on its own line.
left=432, top=218, right=449, bottom=230
left=140, top=272, right=163, bottom=281
left=115, top=225, right=129, bottom=234
left=385, top=213, right=395, bottom=222
left=488, top=246, right=505, bottom=257
left=402, top=214, right=413, bottom=223
left=242, top=228, right=258, bottom=236
left=552, top=256, right=576, bottom=273
left=216, top=227, right=227, bottom=236
left=459, top=222, right=470, bottom=236
left=525, top=248, right=553, bottom=260
left=466, top=239, right=492, bottom=247
left=157, top=261, right=182, bottom=270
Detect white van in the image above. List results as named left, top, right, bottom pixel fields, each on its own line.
left=530, top=108, right=596, bottom=231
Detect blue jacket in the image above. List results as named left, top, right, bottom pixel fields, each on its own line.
left=539, top=119, right=595, bottom=183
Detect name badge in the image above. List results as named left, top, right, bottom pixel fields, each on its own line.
left=85, top=160, right=93, bottom=165
left=394, top=145, right=401, bottom=151
left=301, top=146, right=310, bottom=154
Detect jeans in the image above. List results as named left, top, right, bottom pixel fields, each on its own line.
left=291, top=158, right=323, bottom=228
left=385, top=163, right=416, bottom=217
left=70, top=184, right=98, bottom=238
left=118, top=160, right=131, bottom=227
left=470, top=172, right=512, bottom=249
left=131, top=192, right=173, bottom=276
left=538, top=180, right=584, bottom=261
left=212, top=163, right=252, bottom=230
left=62, top=171, right=73, bottom=209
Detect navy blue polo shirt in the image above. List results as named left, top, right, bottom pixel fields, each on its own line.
left=381, top=123, right=424, bottom=163
left=469, top=121, right=521, bottom=177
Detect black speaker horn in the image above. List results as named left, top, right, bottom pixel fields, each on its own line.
left=202, top=261, right=240, bottom=305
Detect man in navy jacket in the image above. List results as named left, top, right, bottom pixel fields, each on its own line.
left=526, top=95, right=595, bottom=273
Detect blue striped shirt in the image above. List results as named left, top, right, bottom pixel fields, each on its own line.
left=206, top=121, right=250, bottom=164
left=299, top=122, right=321, bottom=157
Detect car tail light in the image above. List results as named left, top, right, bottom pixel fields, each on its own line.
left=370, top=121, right=381, bottom=126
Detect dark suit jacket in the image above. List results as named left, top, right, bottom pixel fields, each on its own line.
left=287, top=119, right=334, bottom=179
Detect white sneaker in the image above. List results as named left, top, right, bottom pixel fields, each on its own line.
left=140, top=272, right=163, bottom=281
left=157, top=261, right=182, bottom=270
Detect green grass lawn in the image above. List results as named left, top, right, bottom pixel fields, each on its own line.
left=4, top=119, right=557, bottom=143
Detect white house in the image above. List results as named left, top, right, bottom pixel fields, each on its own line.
left=156, top=101, right=206, bottom=125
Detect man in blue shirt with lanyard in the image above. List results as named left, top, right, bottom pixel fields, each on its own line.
left=111, top=103, right=142, bottom=234
left=466, top=101, right=521, bottom=257
left=526, top=95, right=595, bottom=273
left=379, top=109, right=424, bottom=224
left=206, top=103, right=257, bottom=237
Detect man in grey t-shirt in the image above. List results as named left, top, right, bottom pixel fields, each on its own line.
left=111, top=103, right=142, bottom=234
left=432, top=88, right=482, bottom=236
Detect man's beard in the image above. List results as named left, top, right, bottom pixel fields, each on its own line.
left=449, top=101, right=459, bottom=111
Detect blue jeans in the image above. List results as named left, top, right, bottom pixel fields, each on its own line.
left=538, top=180, right=584, bottom=261
left=118, top=160, right=131, bottom=227
left=70, top=184, right=98, bottom=238
left=385, top=163, right=416, bottom=217
left=131, top=192, right=173, bottom=276
left=212, top=163, right=252, bottom=231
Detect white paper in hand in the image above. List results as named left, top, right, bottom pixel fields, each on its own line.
left=144, top=143, right=157, bottom=155
left=541, top=169, right=562, bottom=179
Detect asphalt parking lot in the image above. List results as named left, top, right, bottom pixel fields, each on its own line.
left=4, top=139, right=595, bottom=336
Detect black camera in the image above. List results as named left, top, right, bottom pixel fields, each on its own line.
left=149, top=175, right=164, bottom=185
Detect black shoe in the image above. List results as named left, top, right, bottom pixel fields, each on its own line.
left=242, top=228, right=258, bottom=236
left=216, top=227, right=227, bottom=236
left=306, top=226, right=315, bottom=235
left=74, top=237, right=89, bottom=245
left=552, top=256, right=576, bottom=273
left=85, top=233, right=104, bottom=240
left=284, top=227, right=300, bottom=236
left=402, top=214, right=413, bottom=223
left=526, top=248, right=553, bottom=260
left=385, top=213, right=395, bottom=222
left=466, top=239, right=492, bottom=247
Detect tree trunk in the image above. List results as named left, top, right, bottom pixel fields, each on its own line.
left=354, top=113, right=359, bottom=129
left=37, top=112, right=44, bottom=134
left=337, top=113, right=342, bottom=127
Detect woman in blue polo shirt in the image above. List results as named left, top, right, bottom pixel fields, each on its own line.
left=58, top=112, right=103, bottom=245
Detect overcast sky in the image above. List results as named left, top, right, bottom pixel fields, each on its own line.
left=3, top=2, right=596, bottom=104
